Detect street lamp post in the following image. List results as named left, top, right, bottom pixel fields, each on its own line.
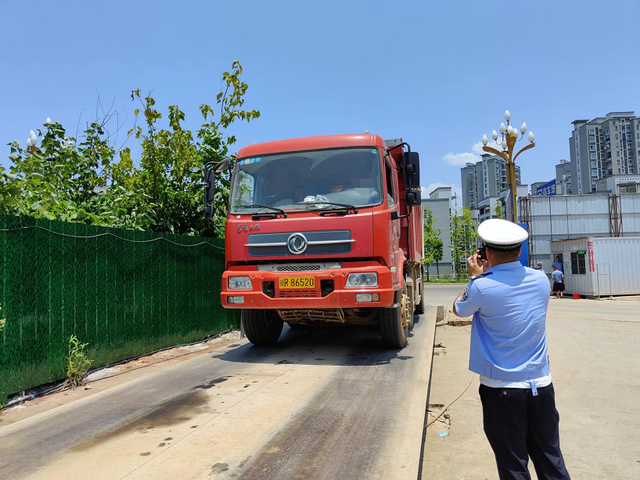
left=481, top=110, right=535, bottom=222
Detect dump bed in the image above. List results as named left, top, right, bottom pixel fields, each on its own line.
left=385, top=138, right=424, bottom=265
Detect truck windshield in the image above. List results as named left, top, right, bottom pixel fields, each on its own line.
left=230, top=147, right=383, bottom=213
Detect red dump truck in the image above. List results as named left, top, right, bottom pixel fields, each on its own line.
left=204, top=134, right=424, bottom=348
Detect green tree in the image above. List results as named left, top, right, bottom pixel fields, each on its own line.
left=1, top=119, right=152, bottom=229
left=494, top=199, right=506, bottom=219
left=423, top=209, right=443, bottom=281
left=1, top=61, right=259, bottom=238
left=450, top=197, right=477, bottom=280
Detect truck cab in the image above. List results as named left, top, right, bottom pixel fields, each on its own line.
left=204, top=134, right=424, bottom=348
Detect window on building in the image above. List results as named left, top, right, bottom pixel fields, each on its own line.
left=589, top=145, right=596, bottom=151
left=589, top=136, right=596, bottom=143
left=590, top=161, right=597, bottom=167
left=588, top=128, right=595, bottom=134
left=615, top=125, right=618, bottom=131
left=571, top=251, right=586, bottom=275
left=621, top=183, right=638, bottom=193
left=615, top=134, right=618, bottom=139
left=590, top=153, right=597, bottom=159
left=591, top=170, right=598, bottom=176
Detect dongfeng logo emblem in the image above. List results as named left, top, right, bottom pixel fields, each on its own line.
left=287, top=233, right=308, bottom=255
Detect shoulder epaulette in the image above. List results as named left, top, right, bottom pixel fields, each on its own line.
left=470, top=272, right=493, bottom=282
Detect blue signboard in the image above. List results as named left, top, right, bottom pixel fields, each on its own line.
left=536, top=180, right=556, bottom=196
left=517, top=222, right=529, bottom=267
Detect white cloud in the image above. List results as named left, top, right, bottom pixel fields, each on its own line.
left=442, top=140, right=504, bottom=167
left=472, top=141, right=485, bottom=155
left=442, top=151, right=478, bottom=166
left=474, top=139, right=506, bottom=156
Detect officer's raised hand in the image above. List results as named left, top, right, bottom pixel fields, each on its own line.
left=467, top=251, right=490, bottom=276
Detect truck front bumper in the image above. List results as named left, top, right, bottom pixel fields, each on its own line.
left=221, top=261, right=395, bottom=309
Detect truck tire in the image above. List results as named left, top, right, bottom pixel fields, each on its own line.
left=379, top=293, right=408, bottom=349
left=415, top=278, right=425, bottom=315
left=242, top=309, right=283, bottom=346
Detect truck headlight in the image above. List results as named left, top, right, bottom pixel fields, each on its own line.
left=228, top=276, right=253, bottom=290
left=345, top=273, right=378, bottom=288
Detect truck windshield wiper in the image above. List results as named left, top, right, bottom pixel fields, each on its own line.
left=294, top=201, right=358, bottom=214
left=236, top=204, right=287, bottom=218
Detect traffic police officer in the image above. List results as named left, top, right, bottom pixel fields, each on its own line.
left=453, top=219, right=571, bottom=480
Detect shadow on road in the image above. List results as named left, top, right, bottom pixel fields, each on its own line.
left=211, top=314, right=423, bottom=367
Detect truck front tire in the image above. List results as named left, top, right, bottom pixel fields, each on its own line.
left=242, top=309, right=284, bottom=346
left=378, top=293, right=408, bottom=349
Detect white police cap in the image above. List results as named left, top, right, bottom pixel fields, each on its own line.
left=478, top=219, right=528, bottom=250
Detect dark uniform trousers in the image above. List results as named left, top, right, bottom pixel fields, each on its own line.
left=479, top=383, right=571, bottom=480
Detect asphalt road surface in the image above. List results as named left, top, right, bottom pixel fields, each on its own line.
left=0, top=307, right=436, bottom=480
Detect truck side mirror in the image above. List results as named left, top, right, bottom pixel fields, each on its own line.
left=402, top=151, right=420, bottom=189
left=214, top=156, right=233, bottom=174
left=405, top=189, right=421, bottom=207
left=203, top=156, right=235, bottom=218
left=203, top=165, right=216, bottom=218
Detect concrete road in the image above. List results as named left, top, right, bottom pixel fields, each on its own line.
left=0, top=308, right=436, bottom=480
left=422, top=284, right=463, bottom=308
left=422, top=285, right=640, bottom=479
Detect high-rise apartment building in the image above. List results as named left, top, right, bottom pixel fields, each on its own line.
left=460, top=154, right=521, bottom=209
left=569, top=112, right=640, bottom=194
left=555, top=159, right=572, bottom=194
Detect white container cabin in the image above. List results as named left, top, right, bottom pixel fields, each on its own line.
left=550, top=237, right=640, bottom=297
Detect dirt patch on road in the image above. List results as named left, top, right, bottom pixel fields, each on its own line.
left=0, top=331, right=241, bottom=427
left=71, top=390, right=210, bottom=452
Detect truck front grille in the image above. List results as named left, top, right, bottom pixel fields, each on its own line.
left=277, top=290, right=319, bottom=298
left=277, top=264, right=321, bottom=272
left=278, top=309, right=345, bottom=324
left=247, top=230, right=353, bottom=257
left=257, top=262, right=342, bottom=272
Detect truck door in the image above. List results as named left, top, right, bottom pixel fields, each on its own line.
left=385, top=159, right=402, bottom=287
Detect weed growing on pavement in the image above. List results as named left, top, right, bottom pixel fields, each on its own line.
left=65, top=336, right=93, bottom=387
left=0, top=303, right=5, bottom=334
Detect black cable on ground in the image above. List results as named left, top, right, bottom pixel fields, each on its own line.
left=424, top=373, right=476, bottom=429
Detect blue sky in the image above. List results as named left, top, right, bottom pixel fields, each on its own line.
left=2, top=0, right=639, bottom=199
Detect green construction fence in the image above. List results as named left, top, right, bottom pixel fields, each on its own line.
left=0, top=215, right=238, bottom=405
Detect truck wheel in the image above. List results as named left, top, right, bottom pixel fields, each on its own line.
left=415, top=279, right=425, bottom=315
left=379, top=292, right=408, bottom=349
left=242, top=309, right=283, bottom=346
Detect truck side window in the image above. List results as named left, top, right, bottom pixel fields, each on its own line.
left=385, top=161, right=396, bottom=207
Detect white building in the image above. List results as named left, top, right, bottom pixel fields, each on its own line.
left=595, top=174, right=640, bottom=194
left=421, top=187, right=453, bottom=276
left=518, top=193, right=640, bottom=272
left=569, top=112, right=640, bottom=194
left=550, top=237, right=640, bottom=297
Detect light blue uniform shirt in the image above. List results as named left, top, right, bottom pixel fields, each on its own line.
left=455, top=261, right=551, bottom=389
left=552, top=270, right=564, bottom=283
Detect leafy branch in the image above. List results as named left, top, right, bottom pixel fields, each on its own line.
left=1, top=61, right=260, bottom=238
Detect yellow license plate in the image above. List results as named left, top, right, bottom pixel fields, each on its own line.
left=279, top=276, right=315, bottom=289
